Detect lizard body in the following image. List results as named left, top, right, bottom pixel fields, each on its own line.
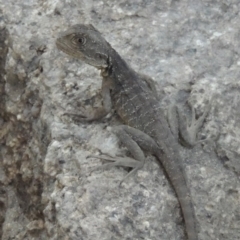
left=56, top=24, right=208, bottom=240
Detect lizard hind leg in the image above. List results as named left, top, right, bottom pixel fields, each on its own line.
left=88, top=125, right=159, bottom=184
left=178, top=102, right=211, bottom=147
left=167, top=101, right=211, bottom=147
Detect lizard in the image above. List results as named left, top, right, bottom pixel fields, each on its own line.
left=56, top=24, right=210, bottom=240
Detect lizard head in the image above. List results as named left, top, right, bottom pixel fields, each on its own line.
left=56, top=24, right=111, bottom=69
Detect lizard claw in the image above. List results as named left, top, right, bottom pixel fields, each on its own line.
left=62, top=108, right=95, bottom=122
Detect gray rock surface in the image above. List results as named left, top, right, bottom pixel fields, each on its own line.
left=0, top=0, right=240, bottom=239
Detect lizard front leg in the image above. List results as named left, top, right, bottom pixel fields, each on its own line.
left=66, top=78, right=113, bottom=121
left=89, top=125, right=159, bottom=183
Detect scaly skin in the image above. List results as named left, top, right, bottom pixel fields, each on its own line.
left=55, top=24, right=207, bottom=240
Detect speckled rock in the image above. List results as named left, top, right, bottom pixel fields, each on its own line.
left=0, top=1, right=240, bottom=240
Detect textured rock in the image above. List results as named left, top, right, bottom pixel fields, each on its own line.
left=0, top=0, right=240, bottom=240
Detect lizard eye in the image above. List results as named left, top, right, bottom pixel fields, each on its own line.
left=77, top=37, right=86, bottom=45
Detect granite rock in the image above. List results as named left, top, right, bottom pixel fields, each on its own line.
left=0, top=1, right=240, bottom=239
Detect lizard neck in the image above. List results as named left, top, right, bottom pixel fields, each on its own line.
left=100, top=48, right=135, bottom=80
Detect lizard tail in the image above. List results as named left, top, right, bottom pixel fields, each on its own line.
left=156, top=149, right=198, bottom=240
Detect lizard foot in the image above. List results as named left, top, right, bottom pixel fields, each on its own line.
left=87, top=154, right=145, bottom=185
left=167, top=101, right=211, bottom=147
left=63, top=111, right=92, bottom=122
left=178, top=102, right=211, bottom=147
left=63, top=106, right=110, bottom=122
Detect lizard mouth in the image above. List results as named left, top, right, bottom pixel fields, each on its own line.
left=56, top=39, right=107, bottom=68
left=56, top=39, right=85, bottom=59
left=56, top=38, right=107, bottom=69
